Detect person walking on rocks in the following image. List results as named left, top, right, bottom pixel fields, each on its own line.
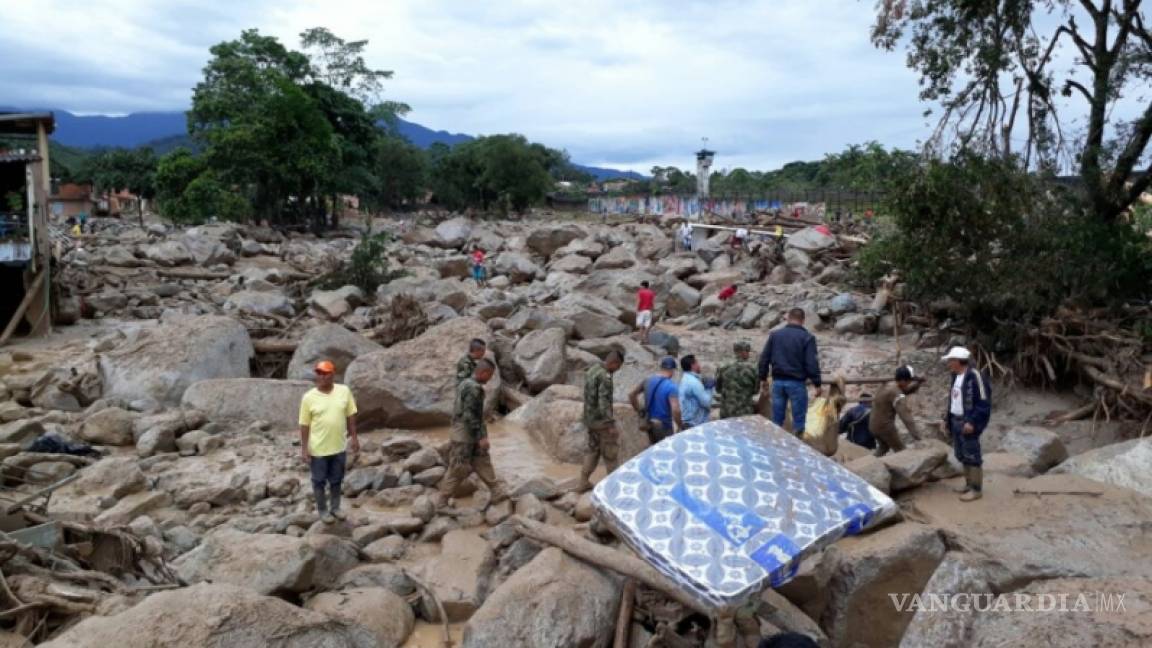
left=578, top=350, right=624, bottom=491
left=716, top=342, right=759, bottom=419
left=636, top=281, right=656, bottom=345
left=678, top=221, right=694, bottom=252
left=869, top=366, right=923, bottom=457
left=941, top=347, right=991, bottom=502
left=470, top=246, right=488, bottom=288
left=757, top=308, right=822, bottom=436
left=440, top=358, right=507, bottom=505
left=629, top=356, right=683, bottom=443
left=456, top=338, right=487, bottom=385
left=298, top=360, right=359, bottom=524
left=678, top=354, right=714, bottom=429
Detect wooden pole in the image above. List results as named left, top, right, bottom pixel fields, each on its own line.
left=0, top=271, right=45, bottom=347
left=613, top=579, right=636, bottom=648
left=511, top=516, right=708, bottom=614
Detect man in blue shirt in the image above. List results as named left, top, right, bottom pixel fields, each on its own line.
left=757, top=308, right=822, bottom=435
left=629, top=357, right=682, bottom=443
left=678, top=354, right=714, bottom=429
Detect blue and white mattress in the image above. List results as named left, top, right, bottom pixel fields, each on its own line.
left=591, top=416, right=898, bottom=612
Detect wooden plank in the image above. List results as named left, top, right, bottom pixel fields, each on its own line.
left=0, top=271, right=45, bottom=347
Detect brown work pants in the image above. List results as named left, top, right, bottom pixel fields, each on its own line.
left=580, top=421, right=621, bottom=481
left=439, top=441, right=506, bottom=501
left=871, top=423, right=906, bottom=457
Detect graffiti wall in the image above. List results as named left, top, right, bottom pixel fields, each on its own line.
left=587, top=195, right=826, bottom=220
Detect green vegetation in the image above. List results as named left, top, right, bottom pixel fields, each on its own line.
left=316, top=232, right=403, bottom=294
left=872, top=0, right=1152, bottom=225
left=855, top=151, right=1152, bottom=346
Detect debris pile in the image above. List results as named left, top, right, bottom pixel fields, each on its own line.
left=0, top=212, right=1147, bottom=646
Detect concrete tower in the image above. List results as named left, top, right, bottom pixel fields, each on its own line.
left=695, top=147, right=715, bottom=198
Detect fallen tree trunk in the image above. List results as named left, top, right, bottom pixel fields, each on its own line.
left=155, top=268, right=232, bottom=281
left=511, top=516, right=707, bottom=614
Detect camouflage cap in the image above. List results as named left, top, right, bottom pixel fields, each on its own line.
left=733, top=341, right=751, bottom=352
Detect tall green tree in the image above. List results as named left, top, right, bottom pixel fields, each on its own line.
left=428, top=135, right=554, bottom=212
left=873, top=0, right=1152, bottom=223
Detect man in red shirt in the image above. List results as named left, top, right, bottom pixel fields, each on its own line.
left=635, top=281, right=656, bottom=344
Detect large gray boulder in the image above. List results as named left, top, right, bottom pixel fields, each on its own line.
left=576, top=269, right=669, bottom=322
left=666, top=282, right=701, bottom=317
left=345, top=317, right=500, bottom=428
left=182, top=378, right=312, bottom=428
left=900, top=555, right=1152, bottom=647
left=591, top=245, right=636, bottom=270
left=224, top=290, right=294, bottom=318
left=505, top=385, right=648, bottom=464
left=1050, top=437, right=1152, bottom=497
left=464, top=547, right=620, bottom=648
left=555, top=238, right=603, bottom=258
left=526, top=225, right=584, bottom=258
left=786, top=226, right=838, bottom=253
left=879, top=444, right=947, bottom=491
left=305, top=588, right=415, bottom=648
left=549, top=254, right=592, bottom=274
left=79, top=407, right=138, bottom=446
left=98, top=315, right=253, bottom=407
left=174, top=528, right=317, bottom=596
left=309, top=286, right=365, bottom=321
left=491, top=253, right=542, bottom=284
left=140, top=240, right=193, bottom=267
left=820, top=523, right=945, bottom=648
left=550, top=293, right=630, bottom=339
left=414, top=529, right=493, bottom=622
left=433, top=217, right=474, bottom=249
left=40, top=583, right=375, bottom=648
left=287, top=324, right=383, bottom=382
left=512, top=328, right=568, bottom=393
left=179, top=227, right=238, bottom=266
left=985, top=426, right=1069, bottom=474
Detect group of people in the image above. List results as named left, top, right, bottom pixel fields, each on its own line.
left=293, top=307, right=993, bottom=526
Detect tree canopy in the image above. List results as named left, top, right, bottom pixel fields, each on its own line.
left=873, top=0, right=1152, bottom=223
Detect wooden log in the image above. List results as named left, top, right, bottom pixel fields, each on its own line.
left=511, top=516, right=708, bottom=614
left=0, top=271, right=46, bottom=347
left=155, top=268, right=232, bottom=281
left=613, top=579, right=636, bottom=648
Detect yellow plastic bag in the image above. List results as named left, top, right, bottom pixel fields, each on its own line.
left=802, top=397, right=839, bottom=457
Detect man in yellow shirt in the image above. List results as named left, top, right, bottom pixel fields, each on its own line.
left=298, top=360, right=359, bottom=524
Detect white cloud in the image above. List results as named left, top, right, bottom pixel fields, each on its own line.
left=0, top=0, right=930, bottom=170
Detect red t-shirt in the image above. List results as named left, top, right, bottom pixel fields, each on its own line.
left=718, top=285, right=737, bottom=301
left=636, top=288, right=655, bottom=312
left=471, top=250, right=485, bottom=265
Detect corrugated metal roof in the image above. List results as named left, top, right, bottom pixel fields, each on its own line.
left=0, top=151, right=41, bottom=164
left=0, top=112, right=55, bottom=135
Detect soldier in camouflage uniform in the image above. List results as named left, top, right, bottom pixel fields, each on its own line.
left=440, top=358, right=507, bottom=505
left=578, top=350, right=625, bottom=491
left=455, top=338, right=487, bottom=385
left=715, top=341, right=759, bottom=419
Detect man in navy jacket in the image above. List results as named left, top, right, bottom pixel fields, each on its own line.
left=758, top=308, right=822, bottom=435
left=941, top=346, right=992, bottom=502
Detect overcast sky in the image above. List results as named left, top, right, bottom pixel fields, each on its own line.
left=0, top=0, right=933, bottom=172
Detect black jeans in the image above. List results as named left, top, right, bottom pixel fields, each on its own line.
left=310, top=452, right=347, bottom=514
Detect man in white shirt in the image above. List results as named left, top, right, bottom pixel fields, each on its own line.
left=941, top=347, right=992, bottom=502
left=678, top=222, right=694, bottom=252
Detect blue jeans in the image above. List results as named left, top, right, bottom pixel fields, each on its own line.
left=772, top=379, right=808, bottom=434
left=949, top=415, right=983, bottom=467
left=310, top=451, right=347, bottom=513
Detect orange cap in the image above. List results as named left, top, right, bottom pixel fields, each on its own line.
left=315, top=360, right=336, bottom=375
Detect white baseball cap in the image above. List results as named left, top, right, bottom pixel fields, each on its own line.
left=941, top=346, right=971, bottom=362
